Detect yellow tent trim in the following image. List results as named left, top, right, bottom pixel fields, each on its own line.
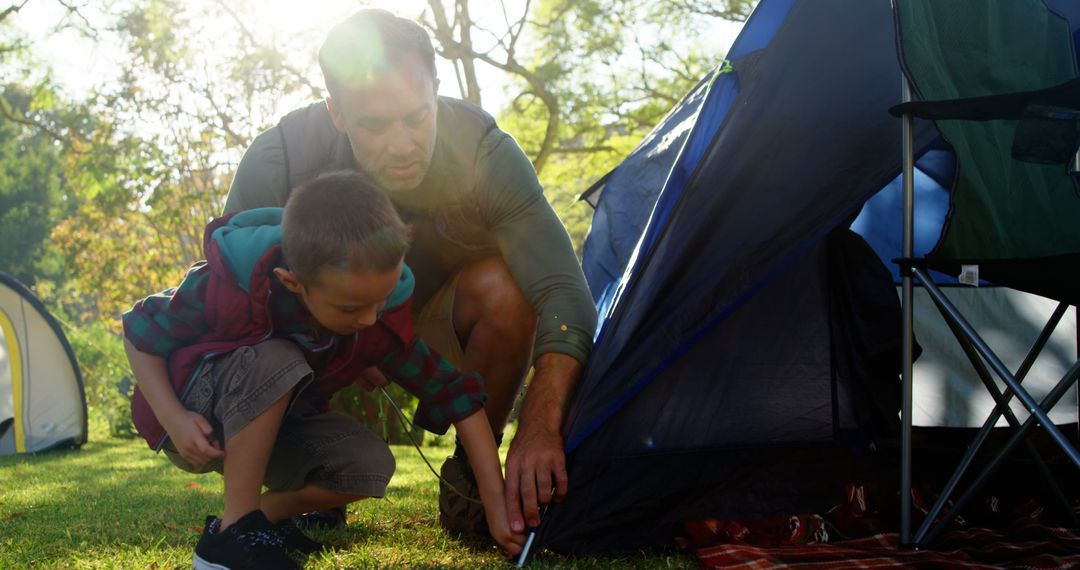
left=0, top=306, right=24, bottom=453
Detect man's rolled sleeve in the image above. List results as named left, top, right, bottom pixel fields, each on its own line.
left=381, top=337, right=487, bottom=434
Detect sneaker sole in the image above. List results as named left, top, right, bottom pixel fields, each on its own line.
left=193, top=554, right=231, bottom=570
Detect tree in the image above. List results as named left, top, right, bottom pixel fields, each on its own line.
left=45, top=0, right=321, bottom=325
left=11, top=0, right=757, bottom=316
left=1, top=0, right=96, bottom=141
left=419, top=0, right=754, bottom=251
left=0, top=83, right=67, bottom=285
left=422, top=0, right=752, bottom=169
left=2, top=0, right=755, bottom=437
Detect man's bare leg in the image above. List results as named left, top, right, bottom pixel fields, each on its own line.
left=436, top=257, right=536, bottom=535
left=451, top=256, right=537, bottom=432
left=451, top=258, right=582, bottom=533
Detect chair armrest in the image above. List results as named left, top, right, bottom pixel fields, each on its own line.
left=887, top=77, right=1080, bottom=120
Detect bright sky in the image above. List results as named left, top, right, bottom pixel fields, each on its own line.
left=12, top=0, right=743, bottom=112
left=14, top=1, right=429, bottom=96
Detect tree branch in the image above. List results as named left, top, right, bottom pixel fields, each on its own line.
left=0, top=1, right=30, bottom=25
left=212, top=0, right=323, bottom=98
left=0, top=95, right=70, bottom=145
left=54, top=0, right=94, bottom=33
left=479, top=51, right=559, bottom=172
left=673, top=0, right=754, bottom=21
left=455, top=0, right=481, bottom=104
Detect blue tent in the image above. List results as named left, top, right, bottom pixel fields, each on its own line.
left=537, top=0, right=1080, bottom=555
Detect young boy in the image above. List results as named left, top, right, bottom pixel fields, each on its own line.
left=123, top=171, right=525, bottom=569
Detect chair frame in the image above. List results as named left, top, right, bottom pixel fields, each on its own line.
left=897, top=77, right=1080, bottom=547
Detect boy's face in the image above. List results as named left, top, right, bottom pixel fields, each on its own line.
left=275, top=260, right=404, bottom=336
left=326, top=53, right=439, bottom=194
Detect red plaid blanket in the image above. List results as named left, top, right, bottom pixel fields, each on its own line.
left=680, top=522, right=1079, bottom=569
left=678, top=485, right=1080, bottom=569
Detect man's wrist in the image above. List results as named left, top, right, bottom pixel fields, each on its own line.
left=517, top=404, right=562, bottom=437
left=518, top=352, right=581, bottom=436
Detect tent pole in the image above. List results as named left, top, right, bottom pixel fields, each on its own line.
left=899, top=75, right=916, bottom=547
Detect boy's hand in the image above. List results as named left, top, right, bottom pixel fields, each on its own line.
left=164, top=410, right=224, bottom=466
left=356, top=366, right=390, bottom=392
left=453, top=410, right=527, bottom=557
left=486, top=502, right=527, bottom=557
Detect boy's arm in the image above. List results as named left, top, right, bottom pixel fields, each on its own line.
left=379, top=334, right=486, bottom=435
left=454, top=409, right=526, bottom=556
left=376, top=312, right=523, bottom=554
left=123, top=337, right=223, bottom=465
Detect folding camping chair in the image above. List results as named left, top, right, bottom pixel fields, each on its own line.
left=890, top=0, right=1080, bottom=548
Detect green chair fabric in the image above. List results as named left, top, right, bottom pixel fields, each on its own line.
left=896, top=0, right=1080, bottom=270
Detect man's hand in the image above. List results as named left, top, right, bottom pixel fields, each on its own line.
left=503, top=352, right=580, bottom=533
left=357, top=366, right=390, bottom=392
left=504, top=421, right=568, bottom=533
left=164, top=410, right=224, bottom=467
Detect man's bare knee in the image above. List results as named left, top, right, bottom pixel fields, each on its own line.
left=452, top=257, right=537, bottom=429
left=454, top=257, right=537, bottom=342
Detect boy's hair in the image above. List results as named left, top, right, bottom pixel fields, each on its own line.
left=318, top=9, right=437, bottom=100
left=281, top=171, right=411, bottom=285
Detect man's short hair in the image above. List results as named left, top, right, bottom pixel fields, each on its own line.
left=318, top=8, right=437, bottom=100
left=282, top=170, right=411, bottom=285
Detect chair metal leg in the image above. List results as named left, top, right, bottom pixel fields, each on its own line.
left=914, top=267, right=1080, bottom=470
left=918, top=359, right=1080, bottom=546
left=899, top=85, right=917, bottom=546
left=910, top=294, right=1076, bottom=543
left=900, top=272, right=916, bottom=545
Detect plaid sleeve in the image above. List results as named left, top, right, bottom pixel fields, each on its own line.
left=381, top=337, right=487, bottom=435
left=122, top=262, right=212, bottom=357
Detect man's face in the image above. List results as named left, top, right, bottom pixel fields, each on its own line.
left=279, top=261, right=404, bottom=336
left=327, top=55, right=439, bottom=193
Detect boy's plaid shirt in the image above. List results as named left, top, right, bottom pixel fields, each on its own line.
left=124, top=261, right=485, bottom=435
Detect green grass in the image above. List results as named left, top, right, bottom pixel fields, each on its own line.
left=0, top=437, right=696, bottom=569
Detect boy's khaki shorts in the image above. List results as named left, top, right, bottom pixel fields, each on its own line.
left=163, top=338, right=396, bottom=498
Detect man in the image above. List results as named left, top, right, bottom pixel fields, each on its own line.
left=223, top=9, right=597, bottom=538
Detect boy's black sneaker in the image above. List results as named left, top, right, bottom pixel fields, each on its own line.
left=193, top=510, right=298, bottom=570
left=276, top=517, right=325, bottom=555
left=202, top=514, right=324, bottom=557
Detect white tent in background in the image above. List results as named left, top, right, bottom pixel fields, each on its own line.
left=0, top=272, right=86, bottom=455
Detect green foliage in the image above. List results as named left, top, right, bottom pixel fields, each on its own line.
left=0, top=0, right=760, bottom=447
left=538, top=133, right=644, bottom=255
left=59, top=315, right=136, bottom=438
left=525, top=0, right=724, bottom=135
left=480, top=0, right=747, bottom=252
left=330, top=383, right=429, bottom=446
left=0, top=84, right=68, bottom=285
left=35, top=0, right=322, bottom=330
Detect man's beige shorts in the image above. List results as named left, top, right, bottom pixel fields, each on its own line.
left=414, top=273, right=465, bottom=368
